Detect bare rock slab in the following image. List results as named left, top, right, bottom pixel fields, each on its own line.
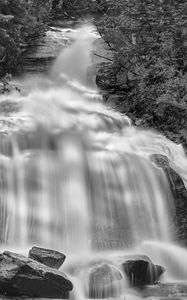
left=0, top=251, right=73, bottom=298
left=29, top=246, right=66, bottom=269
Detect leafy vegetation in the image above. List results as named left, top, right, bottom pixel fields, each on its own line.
left=0, top=0, right=53, bottom=78
left=92, top=0, right=187, bottom=146
left=52, top=0, right=93, bottom=16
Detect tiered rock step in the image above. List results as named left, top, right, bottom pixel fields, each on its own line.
left=19, top=22, right=74, bottom=75
left=137, top=282, right=187, bottom=299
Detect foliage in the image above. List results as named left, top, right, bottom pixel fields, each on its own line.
left=55, top=0, right=96, bottom=16
left=0, top=0, right=53, bottom=77
left=93, top=0, right=187, bottom=144
left=0, top=73, right=20, bottom=94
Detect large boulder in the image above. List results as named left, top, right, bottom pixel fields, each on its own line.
left=122, top=259, right=165, bottom=286
left=29, top=246, right=66, bottom=269
left=151, top=154, right=187, bottom=244
left=0, top=251, right=73, bottom=298
left=87, top=262, right=123, bottom=298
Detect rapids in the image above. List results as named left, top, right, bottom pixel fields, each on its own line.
left=0, top=23, right=187, bottom=299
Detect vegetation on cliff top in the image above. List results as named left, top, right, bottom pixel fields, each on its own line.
left=92, top=0, right=187, bottom=146
left=0, top=0, right=53, bottom=78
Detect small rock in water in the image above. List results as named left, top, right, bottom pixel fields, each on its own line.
left=151, top=154, right=170, bottom=168
left=0, top=251, right=73, bottom=298
left=29, top=246, right=66, bottom=269
left=88, top=262, right=123, bottom=298
left=122, top=259, right=165, bottom=286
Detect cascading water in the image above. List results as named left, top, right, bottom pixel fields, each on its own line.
left=1, top=23, right=187, bottom=298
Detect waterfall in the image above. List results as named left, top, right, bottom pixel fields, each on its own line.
left=0, top=23, right=187, bottom=298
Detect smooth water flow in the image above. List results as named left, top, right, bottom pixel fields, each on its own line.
left=51, top=25, right=97, bottom=88
left=1, top=24, right=187, bottom=298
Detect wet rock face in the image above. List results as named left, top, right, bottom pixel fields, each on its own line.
left=29, top=246, right=66, bottom=269
left=0, top=251, right=73, bottom=298
left=122, top=259, right=165, bottom=286
left=87, top=262, right=123, bottom=299
left=151, top=154, right=187, bottom=244
left=106, top=94, right=124, bottom=110
left=95, top=62, right=117, bottom=92
left=137, top=282, right=187, bottom=298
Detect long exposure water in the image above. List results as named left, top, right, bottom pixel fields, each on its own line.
left=1, top=24, right=187, bottom=299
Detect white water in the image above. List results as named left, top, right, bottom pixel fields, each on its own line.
left=1, top=23, right=187, bottom=298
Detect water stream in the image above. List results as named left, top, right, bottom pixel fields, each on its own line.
left=1, top=23, right=187, bottom=299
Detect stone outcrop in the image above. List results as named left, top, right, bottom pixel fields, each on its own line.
left=29, top=246, right=66, bottom=269
left=0, top=251, right=73, bottom=298
left=122, top=259, right=165, bottom=286
left=19, top=23, right=70, bottom=75
left=151, top=154, right=187, bottom=244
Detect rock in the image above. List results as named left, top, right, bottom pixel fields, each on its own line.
left=116, top=254, right=152, bottom=265
left=151, top=154, right=170, bottom=168
left=106, top=94, right=123, bottom=109
left=87, top=262, right=123, bottom=298
left=19, top=25, right=69, bottom=75
left=29, top=246, right=66, bottom=269
left=151, top=154, right=187, bottom=244
left=0, top=251, right=73, bottom=298
left=116, top=70, right=128, bottom=90
left=122, top=259, right=165, bottom=286
left=95, top=62, right=117, bottom=91
left=137, top=282, right=187, bottom=298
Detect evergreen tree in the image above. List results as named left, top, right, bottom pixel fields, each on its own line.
left=95, top=0, right=187, bottom=140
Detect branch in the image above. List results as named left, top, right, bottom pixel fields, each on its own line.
left=0, top=55, right=6, bottom=63
left=94, top=53, right=138, bottom=76
left=97, top=31, right=115, bottom=52
left=94, top=53, right=113, bottom=62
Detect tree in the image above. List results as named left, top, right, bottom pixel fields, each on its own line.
left=94, top=0, right=187, bottom=142
left=0, top=0, right=53, bottom=77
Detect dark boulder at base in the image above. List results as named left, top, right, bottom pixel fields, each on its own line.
left=0, top=251, right=73, bottom=298
left=87, top=262, right=123, bottom=298
left=122, top=259, right=165, bottom=286
left=29, top=246, right=66, bottom=269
